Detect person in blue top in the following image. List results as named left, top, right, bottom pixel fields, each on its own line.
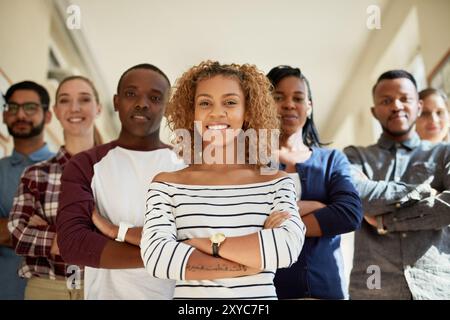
left=0, top=81, right=54, bottom=299
left=266, top=66, right=363, bottom=299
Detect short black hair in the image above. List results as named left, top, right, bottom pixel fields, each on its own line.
left=372, top=70, right=417, bottom=97
left=5, top=81, right=50, bottom=110
left=267, top=65, right=326, bottom=148
left=116, top=63, right=171, bottom=93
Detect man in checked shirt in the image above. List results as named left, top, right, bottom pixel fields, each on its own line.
left=344, top=70, right=450, bottom=299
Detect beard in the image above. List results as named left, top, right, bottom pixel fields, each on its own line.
left=381, top=121, right=416, bottom=138
left=7, top=118, right=45, bottom=139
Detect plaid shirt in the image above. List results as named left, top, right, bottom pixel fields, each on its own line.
left=8, top=147, right=84, bottom=281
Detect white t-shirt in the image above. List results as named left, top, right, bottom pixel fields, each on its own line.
left=58, top=142, right=185, bottom=300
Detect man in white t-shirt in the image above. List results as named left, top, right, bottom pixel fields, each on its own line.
left=56, top=64, right=184, bottom=299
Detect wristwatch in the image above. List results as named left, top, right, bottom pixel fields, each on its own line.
left=115, top=222, right=134, bottom=242
left=209, top=233, right=226, bottom=257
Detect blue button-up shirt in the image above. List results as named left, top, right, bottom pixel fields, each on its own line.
left=0, top=144, right=54, bottom=299
left=344, top=133, right=450, bottom=299
left=274, top=148, right=363, bottom=299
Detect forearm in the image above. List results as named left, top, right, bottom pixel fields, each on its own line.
left=345, top=157, right=432, bottom=216
left=57, top=205, right=109, bottom=267
left=312, top=197, right=363, bottom=236
left=106, top=224, right=141, bottom=247
left=0, top=218, right=12, bottom=247
left=124, top=227, right=142, bottom=246
left=185, top=249, right=260, bottom=280
left=355, top=180, right=432, bottom=216
left=98, top=240, right=144, bottom=268
left=187, top=233, right=262, bottom=269
left=187, top=222, right=304, bottom=270
left=9, top=209, right=56, bottom=257
left=13, top=225, right=56, bottom=257
left=383, top=192, right=450, bottom=232
left=298, top=200, right=325, bottom=216
left=300, top=198, right=362, bottom=237
left=303, top=214, right=322, bottom=237
left=94, top=219, right=142, bottom=247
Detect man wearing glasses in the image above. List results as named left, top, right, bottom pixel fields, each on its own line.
left=0, top=81, right=54, bottom=299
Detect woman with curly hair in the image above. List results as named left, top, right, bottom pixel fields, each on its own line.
left=140, top=61, right=306, bottom=299
left=266, top=65, right=363, bottom=299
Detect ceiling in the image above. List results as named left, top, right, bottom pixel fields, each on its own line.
left=74, top=0, right=388, bottom=130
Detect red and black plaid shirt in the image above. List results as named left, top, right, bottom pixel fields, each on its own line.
left=8, top=147, right=84, bottom=281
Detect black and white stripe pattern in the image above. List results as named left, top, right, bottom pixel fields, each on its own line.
left=140, top=176, right=305, bottom=299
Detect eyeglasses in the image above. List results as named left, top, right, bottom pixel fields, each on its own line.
left=3, top=102, right=45, bottom=116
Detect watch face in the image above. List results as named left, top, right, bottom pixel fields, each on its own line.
left=210, top=232, right=225, bottom=243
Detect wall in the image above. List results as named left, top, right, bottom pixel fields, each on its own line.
left=326, top=0, right=450, bottom=150
left=0, top=0, right=119, bottom=155
left=416, top=0, right=450, bottom=77
left=0, top=0, right=51, bottom=83
left=0, top=0, right=53, bottom=154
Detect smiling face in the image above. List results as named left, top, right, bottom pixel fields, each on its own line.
left=272, top=76, right=311, bottom=137
left=54, top=78, right=101, bottom=137
left=371, top=78, right=422, bottom=141
left=194, top=75, right=246, bottom=148
left=114, top=68, right=169, bottom=140
left=416, top=93, right=449, bottom=143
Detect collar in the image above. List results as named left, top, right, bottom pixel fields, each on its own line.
left=377, top=132, right=421, bottom=151
left=10, top=144, right=54, bottom=166
left=54, top=146, right=72, bottom=165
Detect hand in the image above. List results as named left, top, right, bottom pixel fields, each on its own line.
left=364, top=215, right=377, bottom=228
left=298, top=200, right=326, bottom=216
left=50, top=234, right=60, bottom=256
left=28, top=214, right=48, bottom=227
left=264, top=211, right=291, bottom=229
left=431, top=188, right=438, bottom=197
left=92, top=208, right=118, bottom=240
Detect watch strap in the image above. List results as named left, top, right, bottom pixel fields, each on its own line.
left=212, top=243, right=220, bottom=257
left=115, top=222, right=134, bottom=242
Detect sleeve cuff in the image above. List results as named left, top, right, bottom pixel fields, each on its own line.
left=313, top=208, right=339, bottom=236
left=392, top=183, right=432, bottom=208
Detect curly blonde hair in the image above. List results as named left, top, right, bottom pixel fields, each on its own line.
left=166, top=60, right=280, bottom=167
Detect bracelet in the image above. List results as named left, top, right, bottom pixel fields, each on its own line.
left=115, top=222, right=134, bottom=242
